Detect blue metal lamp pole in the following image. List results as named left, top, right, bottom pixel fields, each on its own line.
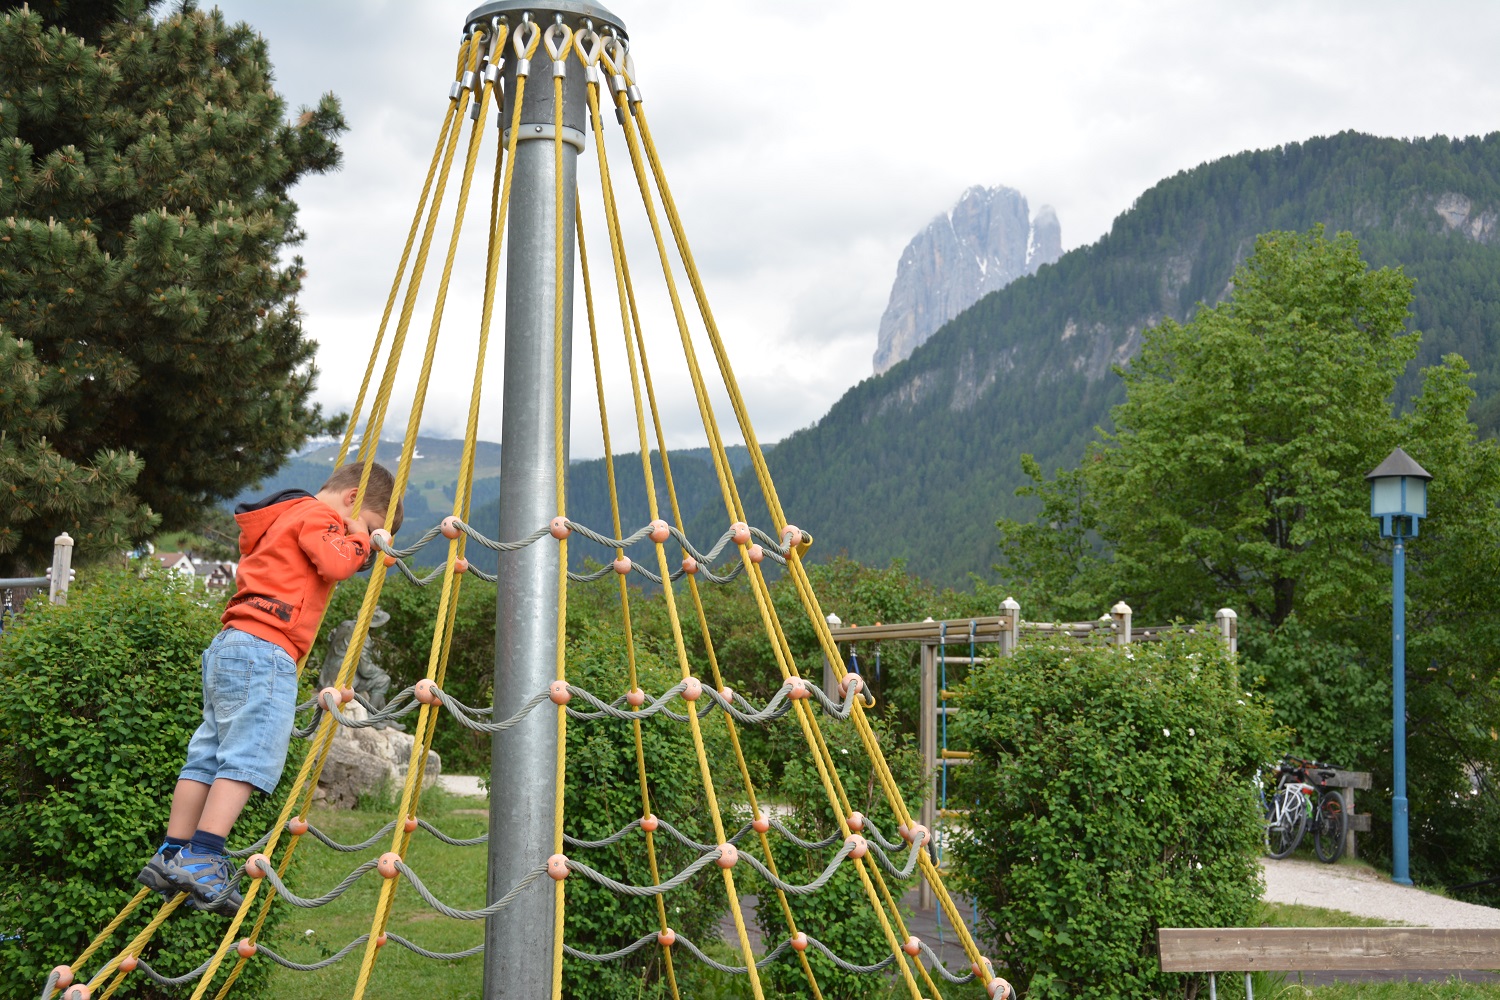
left=1389, top=520, right=1410, bottom=886
left=1366, top=447, right=1433, bottom=887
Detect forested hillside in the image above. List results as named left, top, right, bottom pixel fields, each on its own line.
left=710, top=131, right=1500, bottom=586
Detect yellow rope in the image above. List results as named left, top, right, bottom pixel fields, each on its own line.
left=574, top=199, right=683, bottom=998
left=547, top=29, right=575, bottom=1000
left=185, top=30, right=488, bottom=1000
left=581, top=66, right=771, bottom=1000
left=578, top=68, right=822, bottom=996
left=598, top=53, right=927, bottom=994
left=621, top=65, right=992, bottom=976
left=336, top=37, right=474, bottom=469
left=347, top=27, right=513, bottom=998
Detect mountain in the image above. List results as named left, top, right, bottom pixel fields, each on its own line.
left=712, top=131, right=1500, bottom=587
left=872, top=186, right=1062, bottom=374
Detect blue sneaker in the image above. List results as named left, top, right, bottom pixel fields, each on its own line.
left=164, top=845, right=243, bottom=916
left=136, top=847, right=181, bottom=901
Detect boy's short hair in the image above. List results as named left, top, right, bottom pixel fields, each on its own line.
left=321, top=462, right=404, bottom=534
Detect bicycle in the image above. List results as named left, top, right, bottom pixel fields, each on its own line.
left=1264, top=756, right=1349, bottom=862
left=1260, top=762, right=1309, bottom=859
left=1282, top=755, right=1349, bottom=863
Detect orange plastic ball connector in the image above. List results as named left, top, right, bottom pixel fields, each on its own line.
left=415, top=679, right=442, bottom=706
left=377, top=852, right=401, bottom=879
left=730, top=521, right=751, bottom=545
left=549, top=517, right=571, bottom=539
left=547, top=854, right=570, bottom=881
left=440, top=516, right=463, bottom=539
left=648, top=518, right=671, bottom=543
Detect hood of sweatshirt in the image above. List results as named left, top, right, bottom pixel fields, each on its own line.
left=234, top=489, right=315, bottom=551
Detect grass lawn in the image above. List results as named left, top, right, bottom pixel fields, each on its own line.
left=258, top=787, right=490, bottom=999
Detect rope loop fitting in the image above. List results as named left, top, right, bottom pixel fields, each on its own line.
left=544, top=21, right=573, bottom=78
left=573, top=25, right=602, bottom=84
left=512, top=19, right=540, bottom=75
left=484, top=17, right=508, bottom=82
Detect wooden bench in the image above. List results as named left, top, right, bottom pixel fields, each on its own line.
left=1159, top=927, right=1500, bottom=998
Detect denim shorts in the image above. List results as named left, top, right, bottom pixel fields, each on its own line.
left=179, top=628, right=299, bottom=795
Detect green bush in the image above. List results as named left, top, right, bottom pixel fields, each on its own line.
left=752, top=712, right=932, bottom=1000
left=558, top=615, right=733, bottom=999
left=950, top=631, right=1278, bottom=999
left=0, top=570, right=303, bottom=998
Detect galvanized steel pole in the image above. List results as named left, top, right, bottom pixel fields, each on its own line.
left=466, top=2, right=626, bottom=996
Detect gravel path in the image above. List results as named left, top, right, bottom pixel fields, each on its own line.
left=1262, top=857, right=1500, bottom=928
left=436, top=774, right=486, bottom=798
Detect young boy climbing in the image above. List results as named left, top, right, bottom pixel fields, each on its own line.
left=136, top=461, right=405, bottom=915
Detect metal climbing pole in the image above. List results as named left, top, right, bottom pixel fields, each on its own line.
left=472, top=2, right=626, bottom=996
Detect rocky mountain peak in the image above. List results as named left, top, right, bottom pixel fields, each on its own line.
left=872, top=185, right=1062, bottom=374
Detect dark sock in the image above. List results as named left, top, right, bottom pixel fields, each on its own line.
left=160, top=834, right=189, bottom=854
left=189, top=830, right=227, bottom=856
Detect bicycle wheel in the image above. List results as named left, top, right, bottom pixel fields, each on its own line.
left=1314, top=789, right=1348, bottom=863
left=1266, top=789, right=1307, bottom=859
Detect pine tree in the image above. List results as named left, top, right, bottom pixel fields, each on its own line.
left=0, top=0, right=346, bottom=573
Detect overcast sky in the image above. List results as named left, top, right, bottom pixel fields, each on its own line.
left=213, top=0, right=1500, bottom=459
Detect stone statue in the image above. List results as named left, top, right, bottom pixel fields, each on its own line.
left=317, top=607, right=403, bottom=730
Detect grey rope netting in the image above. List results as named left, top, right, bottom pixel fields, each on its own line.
left=374, top=516, right=794, bottom=586
left=36, top=668, right=972, bottom=999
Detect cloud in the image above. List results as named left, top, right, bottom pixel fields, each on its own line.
left=214, top=0, right=1500, bottom=457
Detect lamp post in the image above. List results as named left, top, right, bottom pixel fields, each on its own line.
left=1366, top=447, right=1433, bottom=887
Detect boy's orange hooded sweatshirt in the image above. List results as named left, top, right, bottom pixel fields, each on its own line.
left=222, top=489, right=372, bottom=661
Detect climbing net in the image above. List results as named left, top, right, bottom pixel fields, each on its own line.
left=42, top=14, right=1011, bottom=1000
